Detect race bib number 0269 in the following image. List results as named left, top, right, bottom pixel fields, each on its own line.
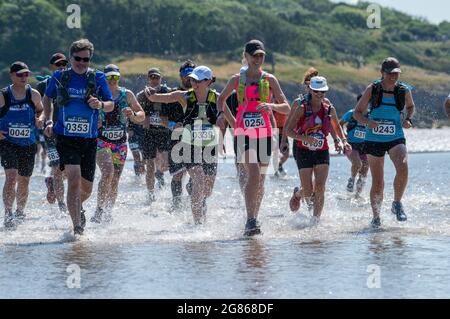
left=302, top=133, right=325, bottom=151
left=243, top=113, right=265, bottom=129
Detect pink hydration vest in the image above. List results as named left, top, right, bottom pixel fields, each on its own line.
left=234, top=73, right=273, bottom=139
left=296, top=99, right=332, bottom=151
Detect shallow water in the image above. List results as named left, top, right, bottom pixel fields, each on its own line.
left=1, top=148, right=450, bottom=298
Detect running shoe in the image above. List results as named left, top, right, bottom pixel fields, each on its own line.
left=243, top=218, right=261, bottom=237
left=371, top=217, right=381, bottom=228
left=74, top=225, right=84, bottom=236
left=58, top=202, right=68, bottom=213
left=15, top=210, right=26, bottom=223
left=347, top=177, right=355, bottom=193
left=90, top=207, right=104, bottom=224
left=289, top=187, right=301, bottom=212
left=186, top=179, right=192, bottom=196
left=356, top=177, right=366, bottom=194
left=4, top=211, right=16, bottom=229
left=278, top=166, right=287, bottom=177
left=45, top=177, right=56, bottom=204
left=391, top=201, right=407, bottom=222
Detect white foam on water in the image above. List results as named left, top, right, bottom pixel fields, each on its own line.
left=1, top=129, right=450, bottom=247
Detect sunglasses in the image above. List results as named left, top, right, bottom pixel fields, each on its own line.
left=54, top=62, right=68, bottom=67
left=16, top=72, right=30, bottom=78
left=72, top=55, right=91, bottom=63
left=148, top=75, right=161, bottom=80
left=190, top=78, right=208, bottom=84
left=312, top=90, right=326, bottom=94
left=106, top=75, right=120, bottom=81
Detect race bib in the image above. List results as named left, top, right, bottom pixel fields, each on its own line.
left=302, top=132, right=325, bottom=151
left=373, top=121, right=395, bottom=136
left=47, top=147, right=60, bottom=162
left=129, top=142, right=139, bottom=150
left=354, top=128, right=366, bottom=139
left=192, top=124, right=215, bottom=142
left=149, top=112, right=162, bottom=126
left=65, top=117, right=90, bottom=134
left=8, top=124, right=31, bottom=139
left=102, top=126, right=125, bottom=141
left=243, top=112, right=266, bottom=129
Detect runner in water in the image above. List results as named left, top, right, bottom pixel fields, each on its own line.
left=91, top=64, right=144, bottom=223
left=340, top=94, right=369, bottom=198
left=353, top=57, right=416, bottom=228
left=0, top=61, right=44, bottom=229
left=147, top=66, right=220, bottom=225
left=128, top=121, right=146, bottom=177
left=217, top=40, right=290, bottom=236
left=288, top=68, right=349, bottom=213
left=136, top=68, right=171, bottom=204
left=167, top=60, right=196, bottom=211
left=36, top=53, right=68, bottom=212
left=286, top=76, right=350, bottom=224
left=43, top=39, right=114, bottom=236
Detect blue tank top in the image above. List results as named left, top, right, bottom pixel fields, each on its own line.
left=0, top=85, right=36, bottom=146
left=342, top=109, right=366, bottom=144
left=365, top=96, right=404, bottom=142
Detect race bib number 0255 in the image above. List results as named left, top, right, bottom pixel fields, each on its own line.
left=243, top=113, right=265, bottom=129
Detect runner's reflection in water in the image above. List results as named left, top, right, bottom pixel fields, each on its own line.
left=239, top=240, right=270, bottom=296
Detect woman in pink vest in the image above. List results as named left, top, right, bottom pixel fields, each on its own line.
left=286, top=76, right=350, bottom=225
left=217, top=40, right=290, bottom=236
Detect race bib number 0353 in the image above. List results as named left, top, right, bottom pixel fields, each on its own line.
left=65, top=118, right=90, bottom=134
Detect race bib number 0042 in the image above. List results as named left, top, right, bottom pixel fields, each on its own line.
left=8, top=126, right=31, bottom=139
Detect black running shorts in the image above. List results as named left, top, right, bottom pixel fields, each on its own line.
left=0, top=140, right=37, bottom=177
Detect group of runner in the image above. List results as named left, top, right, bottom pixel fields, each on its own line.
left=1, top=38, right=447, bottom=236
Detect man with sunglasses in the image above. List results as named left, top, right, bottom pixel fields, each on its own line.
left=136, top=68, right=171, bottom=203
left=43, top=39, right=114, bottom=236
left=36, top=53, right=69, bottom=213
left=0, top=62, right=44, bottom=229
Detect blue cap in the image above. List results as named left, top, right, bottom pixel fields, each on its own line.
left=104, top=64, right=120, bottom=77
left=180, top=67, right=194, bottom=78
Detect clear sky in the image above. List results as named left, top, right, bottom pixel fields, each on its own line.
left=331, top=0, right=449, bottom=24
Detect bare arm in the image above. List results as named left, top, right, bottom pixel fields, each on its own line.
left=267, top=75, right=290, bottom=114
left=217, top=75, right=239, bottom=129
left=285, top=102, right=307, bottom=142
left=445, top=96, right=450, bottom=119
left=147, top=89, right=186, bottom=107
left=126, top=90, right=145, bottom=123
left=31, top=90, right=44, bottom=129
left=354, top=85, right=377, bottom=128
left=402, top=90, right=415, bottom=128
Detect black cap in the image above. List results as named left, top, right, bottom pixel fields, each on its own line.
left=148, top=67, right=161, bottom=77
left=381, top=57, right=402, bottom=73
left=10, top=61, right=31, bottom=74
left=49, top=53, right=68, bottom=65
left=245, top=40, right=266, bottom=56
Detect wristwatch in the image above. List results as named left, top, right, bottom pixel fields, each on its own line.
left=44, top=120, right=53, bottom=127
left=405, top=117, right=413, bottom=125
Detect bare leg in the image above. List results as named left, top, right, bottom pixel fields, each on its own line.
left=388, top=144, right=408, bottom=202
left=65, top=165, right=83, bottom=228
left=96, top=151, right=114, bottom=210
left=3, top=169, right=18, bottom=212
left=311, top=164, right=329, bottom=218
left=15, top=176, right=31, bottom=212
left=368, top=155, right=385, bottom=219
left=188, top=166, right=205, bottom=223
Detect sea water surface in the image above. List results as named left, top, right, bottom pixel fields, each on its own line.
left=1, top=129, right=450, bottom=298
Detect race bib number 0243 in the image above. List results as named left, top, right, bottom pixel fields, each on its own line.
left=373, top=122, right=395, bottom=136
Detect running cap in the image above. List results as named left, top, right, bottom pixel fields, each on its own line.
left=309, top=76, right=329, bottom=92
left=382, top=57, right=402, bottom=73
left=104, top=64, right=121, bottom=77
left=10, top=61, right=31, bottom=74
left=180, top=67, right=194, bottom=78
left=49, top=53, right=68, bottom=65
left=188, top=66, right=213, bottom=81
left=245, top=40, right=266, bottom=56
left=148, top=67, right=161, bottom=77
